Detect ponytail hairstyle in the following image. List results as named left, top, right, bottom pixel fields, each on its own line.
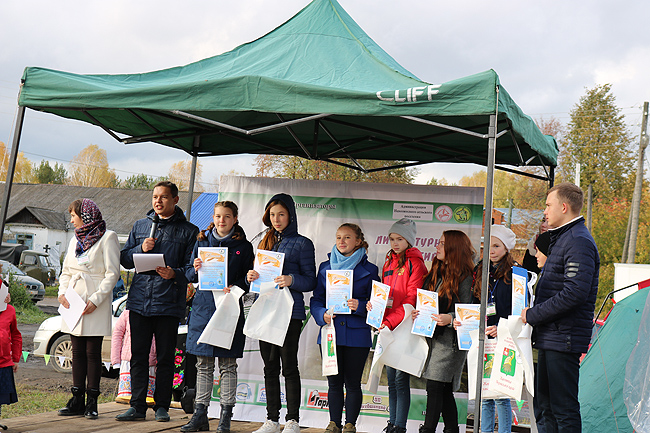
left=258, top=199, right=290, bottom=250
left=337, top=223, right=369, bottom=253
left=424, top=230, right=475, bottom=302
left=472, top=246, right=515, bottom=300
left=197, top=201, right=243, bottom=241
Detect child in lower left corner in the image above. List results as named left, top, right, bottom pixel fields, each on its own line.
left=0, top=292, right=22, bottom=421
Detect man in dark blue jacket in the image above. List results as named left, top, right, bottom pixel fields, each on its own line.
left=116, top=181, right=198, bottom=422
left=522, top=182, right=599, bottom=433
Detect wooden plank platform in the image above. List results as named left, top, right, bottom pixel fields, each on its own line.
left=0, top=402, right=344, bottom=432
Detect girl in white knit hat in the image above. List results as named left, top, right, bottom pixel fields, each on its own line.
left=472, top=224, right=518, bottom=433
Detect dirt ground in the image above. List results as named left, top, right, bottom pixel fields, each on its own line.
left=16, top=299, right=118, bottom=398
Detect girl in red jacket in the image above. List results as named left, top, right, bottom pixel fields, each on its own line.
left=368, top=218, right=427, bottom=433
left=0, top=292, right=22, bottom=424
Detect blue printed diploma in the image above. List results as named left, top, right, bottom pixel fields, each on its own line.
left=198, top=247, right=228, bottom=290
left=412, top=289, right=438, bottom=337
left=511, top=266, right=528, bottom=316
left=326, top=270, right=354, bottom=314
left=250, top=250, right=285, bottom=294
left=455, top=303, right=480, bottom=350
left=366, top=281, right=390, bottom=329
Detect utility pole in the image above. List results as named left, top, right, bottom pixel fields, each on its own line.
left=586, top=184, right=593, bottom=232
left=624, top=102, right=649, bottom=263
left=507, top=198, right=513, bottom=228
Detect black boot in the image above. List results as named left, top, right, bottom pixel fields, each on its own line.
left=393, top=427, right=407, bottom=433
left=383, top=421, right=395, bottom=433
left=419, top=425, right=435, bottom=433
left=217, top=404, right=234, bottom=433
left=58, top=386, right=85, bottom=416
left=84, top=389, right=100, bottom=419
left=180, top=403, right=210, bottom=432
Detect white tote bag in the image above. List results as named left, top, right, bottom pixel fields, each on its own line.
left=197, top=286, right=245, bottom=349
left=488, top=317, right=525, bottom=400
left=243, top=282, right=293, bottom=346
left=321, top=310, right=338, bottom=376
left=380, top=304, right=429, bottom=378
left=467, top=329, right=507, bottom=399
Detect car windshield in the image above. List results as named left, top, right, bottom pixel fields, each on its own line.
left=0, top=260, right=25, bottom=276
left=38, top=255, right=52, bottom=267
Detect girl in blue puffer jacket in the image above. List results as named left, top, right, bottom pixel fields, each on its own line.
left=247, top=193, right=316, bottom=433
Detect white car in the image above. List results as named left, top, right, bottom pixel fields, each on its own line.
left=0, top=259, right=46, bottom=302
left=33, top=294, right=188, bottom=373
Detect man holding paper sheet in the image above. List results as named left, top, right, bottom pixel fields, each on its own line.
left=117, top=181, right=198, bottom=422
left=522, top=183, right=599, bottom=433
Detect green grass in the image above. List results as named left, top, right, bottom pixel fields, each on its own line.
left=1, top=384, right=115, bottom=419
left=8, top=277, right=53, bottom=324
left=15, top=305, right=52, bottom=324
left=45, top=285, right=59, bottom=298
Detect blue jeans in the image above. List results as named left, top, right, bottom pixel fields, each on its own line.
left=481, top=398, right=512, bottom=432
left=386, top=366, right=410, bottom=428
left=536, top=349, right=581, bottom=433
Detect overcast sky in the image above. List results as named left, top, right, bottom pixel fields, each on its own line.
left=1, top=0, right=648, bottom=190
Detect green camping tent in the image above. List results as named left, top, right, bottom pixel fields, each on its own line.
left=15, top=0, right=557, bottom=171
left=579, top=287, right=650, bottom=432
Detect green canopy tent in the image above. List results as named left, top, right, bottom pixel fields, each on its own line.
left=579, top=286, right=650, bottom=432
left=2, top=0, right=558, bottom=427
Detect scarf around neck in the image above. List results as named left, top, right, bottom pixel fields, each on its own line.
left=74, top=199, right=106, bottom=257
left=330, top=246, right=366, bottom=270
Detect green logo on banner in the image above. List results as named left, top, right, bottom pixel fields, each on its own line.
left=453, top=206, right=472, bottom=223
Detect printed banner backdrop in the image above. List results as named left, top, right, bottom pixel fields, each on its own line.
left=208, top=176, right=483, bottom=431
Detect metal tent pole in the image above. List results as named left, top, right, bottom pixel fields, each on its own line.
left=474, top=110, right=498, bottom=431
left=0, top=106, right=26, bottom=240
left=186, top=136, right=199, bottom=220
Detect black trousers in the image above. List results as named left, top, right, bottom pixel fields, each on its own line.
left=326, top=345, right=370, bottom=427
left=424, top=379, right=459, bottom=431
left=70, top=335, right=103, bottom=390
left=259, top=319, right=302, bottom=422
left=129, top=311, right=178, bottom=414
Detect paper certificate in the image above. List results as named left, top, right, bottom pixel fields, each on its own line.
left=326, top=270, right=353, bottom=314
left=250, top=250, right=285, bottom=294
left=366, top=281, right=390, bottom=328
left=0, top=280, right=8, bottom=312
left=511, top=266, right=528, bottom=316
left=412, top=289, right=438, bottom=337
left=198, top=247, right=228, bottom=290
left=455, top=303, right=480, bottom=350
left=133, top=253, right=166, bottom=273
left=58, top=285, right=86, bottom=331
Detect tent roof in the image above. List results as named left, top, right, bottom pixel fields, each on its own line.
left=17, top=0, right=557, bottom=171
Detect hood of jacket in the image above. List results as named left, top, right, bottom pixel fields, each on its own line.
left=263, top=193, right=298, bottom=237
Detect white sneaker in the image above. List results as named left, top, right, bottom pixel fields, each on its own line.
left=253, top=419, right=282, bottom=433
left=282, top=419, right=301, bottom=433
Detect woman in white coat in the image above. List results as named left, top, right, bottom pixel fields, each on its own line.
left=57, top=199, right=120, bottom=420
